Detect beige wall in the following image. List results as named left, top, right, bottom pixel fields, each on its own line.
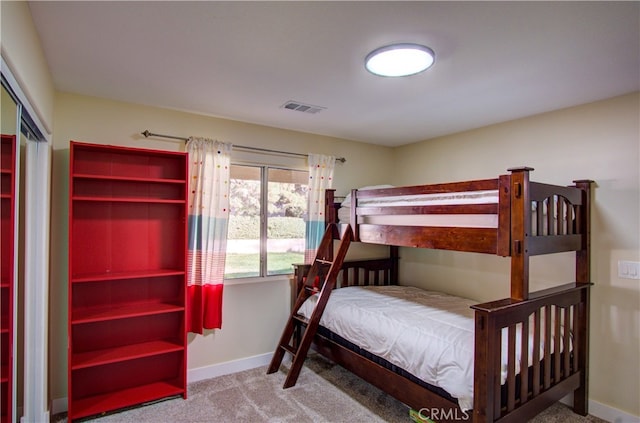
left=393, top=92, right=640, bottom=416
left=0, top=1, right=55, bottom=133
left=49, top=91, right=394, bottom=401
left=1, top=85, right=18, bottom=134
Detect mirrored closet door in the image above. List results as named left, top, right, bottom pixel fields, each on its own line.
left=1, top=74, right=19, bottom=423
left=2, top=63, right=51, bottom=423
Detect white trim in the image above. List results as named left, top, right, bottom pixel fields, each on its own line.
left=20, top=141, right=51, bottom=423
left=50, top=398, right=67, bottom=418
left=10, top=100, right=22, bottom=423
left=561, top=394, right=639, bottom=423
left=589, top=400, right=640, bottom=423
left=224, top=275, right=289, bottom=286
left=187, top=352, right=274, bottom=384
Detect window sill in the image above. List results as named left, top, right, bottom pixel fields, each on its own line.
left=223, top=275, right=291, bottom=286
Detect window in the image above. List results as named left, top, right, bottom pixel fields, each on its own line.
left=225, top=164, right=308, bottom=279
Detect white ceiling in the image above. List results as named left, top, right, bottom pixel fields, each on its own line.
left=28, top=1, right=639, bottom=147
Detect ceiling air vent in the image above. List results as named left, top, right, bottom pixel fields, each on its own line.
left=281, top=101, right=326, bottom=114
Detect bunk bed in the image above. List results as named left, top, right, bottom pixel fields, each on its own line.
left=289, top=167, right=593, bottom=423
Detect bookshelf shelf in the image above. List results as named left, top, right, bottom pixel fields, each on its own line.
left=71, top=380, right=183, bottom=421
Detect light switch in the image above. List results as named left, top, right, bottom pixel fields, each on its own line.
left=618, top=261, right=640, bottom=279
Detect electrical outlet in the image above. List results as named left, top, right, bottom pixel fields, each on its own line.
left=618, top=260, right=640, bottom=279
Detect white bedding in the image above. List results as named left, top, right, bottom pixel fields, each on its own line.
left=340, top=188, right=499, bottom=208
left=298, top=285, right=567, bottom=411
left=338, top=188, right=500, bottom=228
left=337, top=187, right=570, bottom=232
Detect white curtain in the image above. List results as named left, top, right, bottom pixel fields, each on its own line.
left=185, top=137, right=232, bottom=333
left=305, top=154, right=336, bottom=263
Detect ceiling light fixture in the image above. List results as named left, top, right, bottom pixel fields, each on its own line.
left=365, top=43, right=435, bottom=77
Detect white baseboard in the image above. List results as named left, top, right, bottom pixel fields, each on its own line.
left=50, top=397, right=67, bottom=417
left=561, top=394, right=639, bottom=423
left=590, top=399, right=640, bottom=423
left=52, top=357, right=639, bottom=423
left=50, top=353, right=275, bottom=415
left=20, top=411, right=50, bottom=423
left=187, top=352, right=274, bottom=384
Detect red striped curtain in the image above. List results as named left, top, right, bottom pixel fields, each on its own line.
left=186, top=137, right=232, bottom=333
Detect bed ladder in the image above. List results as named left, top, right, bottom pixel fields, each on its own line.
left=267, top=223, right=353, bottom=388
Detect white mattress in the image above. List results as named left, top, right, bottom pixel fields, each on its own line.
left=338, top=189, right=500, bottom=228
left=337, top=187, right=571, bottom=232
left=298, top=285, right=568, bottom=411
left=340, top=188, right=499, bottom=208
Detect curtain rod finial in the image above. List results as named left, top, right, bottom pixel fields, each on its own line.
left=141, top=130, right=151, bottom=138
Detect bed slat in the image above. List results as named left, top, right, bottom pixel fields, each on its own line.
left=544, top=306, right=552, bottom=389
left=532, top=309, right=541, bottom=396
left=358, top=225, right=498, bottom=253
left=564, top=307, right=571, bottom=378
left=535, top=200, right=544, bottom=236
left=507, top=324, right=517, bottom=411
left=547, top=197, right=555, bottom=236
left=572, top=302, right=579, bottom=377
left=557, top=198, right=565, bottom=235
left=554, top=306, right=562, bottom=382
left=567, top=204, right=575, bottom=235
left=495, top=326, right=506, bottom=417
left=520, top=318, right=530, bottom=406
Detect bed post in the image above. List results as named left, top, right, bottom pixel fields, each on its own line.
left=325, top=189, right=336, bottom=257
left=473, top=309, right=497, bottom=423
left=325, top=189, right=336, bottom=226
left=350, top=189, right=359, bottom=241
left=497, top=174, right=512, bottom=257
left=572, top=179, right=593, bottom=416
left=390, top=246, right=399, bottom=283
left=573, top=180, right=592, bottom=284
left=508, top=167, right=534, bottom=300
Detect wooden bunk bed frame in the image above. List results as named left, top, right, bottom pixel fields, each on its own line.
left=291, top=167, right=593, bottom=423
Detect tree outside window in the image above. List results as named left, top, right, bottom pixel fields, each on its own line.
left=225, top=164, right=308, bottom=279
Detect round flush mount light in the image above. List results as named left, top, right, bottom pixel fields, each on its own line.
left=365, top=43, right=435, bottom=77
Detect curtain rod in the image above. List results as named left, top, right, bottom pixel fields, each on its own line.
left=141, top=130, right=346, bottom=163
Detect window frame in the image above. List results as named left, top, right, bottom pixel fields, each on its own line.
left=225, top=160, right=308, bottom=282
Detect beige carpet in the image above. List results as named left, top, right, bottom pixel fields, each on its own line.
left=56, top=354, right=607, bottom=423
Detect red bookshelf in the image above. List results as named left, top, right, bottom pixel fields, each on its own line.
left=1, top=135, right=16, bottom=423
left=68, top=141, right=188, bottom=421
